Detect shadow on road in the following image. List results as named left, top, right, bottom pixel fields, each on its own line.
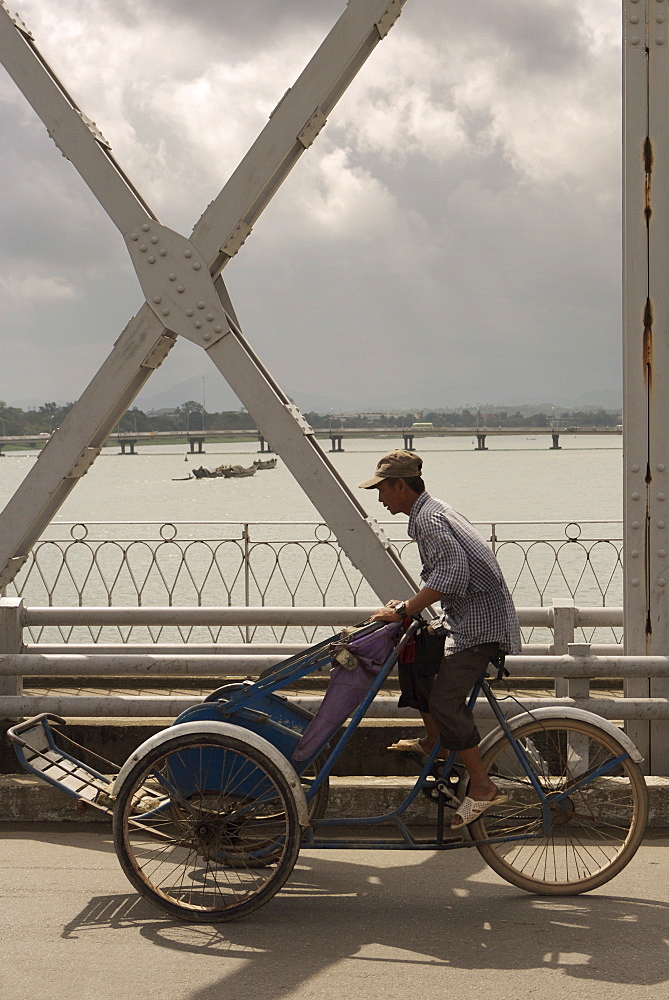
left=55, top=840, right=669, bottom=994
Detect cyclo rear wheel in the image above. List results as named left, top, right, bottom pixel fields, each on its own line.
left=202, top=683, right=330, bottom=821
left=469, top=717, right=648, bottom=895
left=112, top=732, right=301, bottom=921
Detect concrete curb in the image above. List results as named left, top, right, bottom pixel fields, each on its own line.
left=2, top=774, right=669, bottom=826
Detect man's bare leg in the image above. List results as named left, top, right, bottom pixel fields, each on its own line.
left=418, top=711, right=442, bottom=755
left=450, top=745, right=500, bottom=828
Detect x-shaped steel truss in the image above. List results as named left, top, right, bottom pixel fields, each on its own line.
left=0, top=0, right=418, bottom=598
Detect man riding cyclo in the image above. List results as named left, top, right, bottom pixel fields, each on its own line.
left=359, top=449, right=521, bottom=829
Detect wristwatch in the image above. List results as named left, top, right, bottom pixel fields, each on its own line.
left=394, top=601, right=408, bottom=618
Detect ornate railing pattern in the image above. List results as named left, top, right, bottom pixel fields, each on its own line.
left=4, top=520, right=623, bottom=646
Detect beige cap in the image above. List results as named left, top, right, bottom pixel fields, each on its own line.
left=358, top=449, right=423, bottom=489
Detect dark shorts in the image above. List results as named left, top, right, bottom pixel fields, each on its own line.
left=426, top=643, right=502, bottom=751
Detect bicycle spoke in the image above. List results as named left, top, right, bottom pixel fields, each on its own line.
left=114, top=734, right=301, bottom=920
left=470, top=718, right=647, bottom=894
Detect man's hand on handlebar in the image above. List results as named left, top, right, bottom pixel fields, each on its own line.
left=371, top=601, right=405, bottom=622
left=371, top=587, right=444, bottom=623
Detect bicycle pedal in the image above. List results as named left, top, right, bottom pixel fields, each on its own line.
left=421, top=778, right=460, bottom=807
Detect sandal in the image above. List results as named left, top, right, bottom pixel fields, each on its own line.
left=387, top=738, right=427, bottom=754
left=450, top=794, right=509, bottom=829
left=387, top=738, right=447, bottom=761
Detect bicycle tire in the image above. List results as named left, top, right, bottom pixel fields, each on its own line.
left=113, top=732, right=301, bottom=921
left=469, top=716, right=648, bottom=895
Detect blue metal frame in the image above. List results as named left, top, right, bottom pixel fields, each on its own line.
left=206, top=620, right=632, bottom=852
left=8, top=713, right=113, bottom=809
left=8, top=621, right=634, bottom=855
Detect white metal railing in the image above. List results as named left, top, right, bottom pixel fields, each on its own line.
left=3, top=519, right=624, bottom=648
left=0, top=598, right=656, bottom=705
left=5, top=599, right=625, bottom=655
left=3, top=597, right=668, bottom=771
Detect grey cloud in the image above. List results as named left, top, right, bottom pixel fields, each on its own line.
left=408, top=0, right=592, bottom=77
left=146, top=0, right=343, bottom=44
left=0, top=0, right=622, bottom=412
left=113, top=0, right=347, bottom=82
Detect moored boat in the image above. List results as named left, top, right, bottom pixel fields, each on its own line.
left=191, top=464, right=233, bottom=479
left=222, top=463, right=257, bottom=478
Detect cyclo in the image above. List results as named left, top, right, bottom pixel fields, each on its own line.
left=8, top=618, right=648, bottom=922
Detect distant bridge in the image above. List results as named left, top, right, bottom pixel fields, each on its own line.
left=0, top=425, right=622, bottom=455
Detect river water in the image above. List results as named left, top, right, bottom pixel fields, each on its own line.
left=0, top=433, right=622, bottom=525
left=0, top=435, right=624, bottom=645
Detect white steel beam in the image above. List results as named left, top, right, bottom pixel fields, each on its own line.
left=644, top=0, right=669, bottom=770
left=623, top=0, right=669, bottom=770
left=0, top=0, right=417, bottom=599
left=192, top=0, right=406, bottom=275
left=623, top=0, right=651, bottom=763
left=0, top=307, right=176, bottom=587
left=0, top=1, right=154, bottom=233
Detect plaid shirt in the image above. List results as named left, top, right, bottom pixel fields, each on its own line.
left=408, top=492, right=521, bottom=655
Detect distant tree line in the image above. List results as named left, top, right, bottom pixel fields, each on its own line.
left=114, top=402, right=257, bottom=434
left=0, top=400, right=75, bottom=436
left=304, top=408, right=622, bottom=430
left=0, top=400, right=622, bottom=437
left=0, top=400, right=257, bottom=436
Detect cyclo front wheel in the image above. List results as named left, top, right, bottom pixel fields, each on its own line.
left=112, top=732, right=301, bottom=921
left=469, top=717, right=648, bottom=895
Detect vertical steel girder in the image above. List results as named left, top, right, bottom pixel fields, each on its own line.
left=0, top=0, right=417, bottom=599
left=623, top=0, right=669, bottom=769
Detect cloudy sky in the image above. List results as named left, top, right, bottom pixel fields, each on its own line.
left=0, top=0, right=622, bottom=414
